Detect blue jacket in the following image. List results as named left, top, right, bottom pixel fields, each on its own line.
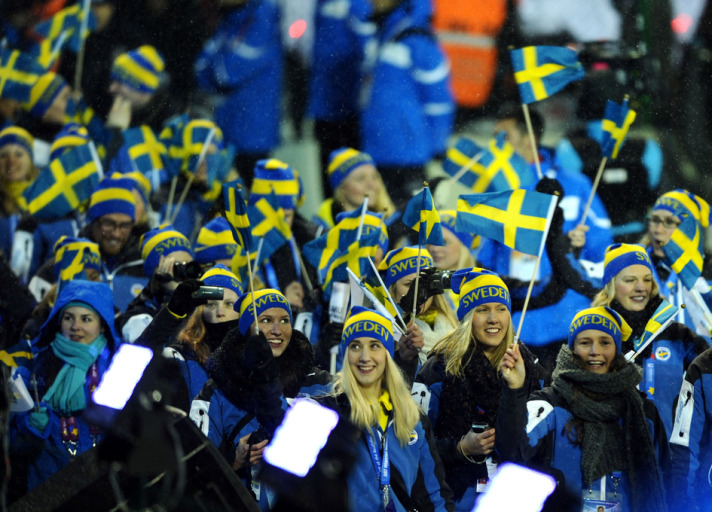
left=360, top=0, right=453, bottom=166
left=497, top=384, right=671, bottom=511
left=669, top=348, right=712, bottom=510
left=12, top=280, right=121, bottom=490
left=317, top=393, right=454, bottom=512
left=194, top=0, right=282, bottom=153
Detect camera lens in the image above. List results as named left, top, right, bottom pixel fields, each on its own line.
left=441, top=271, right=453, bottom=289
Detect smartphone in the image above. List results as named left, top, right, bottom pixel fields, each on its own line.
left=191, top=286, right=224, bottom=300
left=472, top=422, right=489, bottom=434
left=263, top=399, right=339, bottom=477
left=473, top=463, right=556, bottom=512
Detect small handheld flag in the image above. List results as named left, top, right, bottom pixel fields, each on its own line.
left=223, top=179, right=253, bottom=252
left=601, top=97, right=637, bottom=159
left=0, top=48, right=45, bottom=102
left=403, top=186, right=444, bottom=246
left=625, top=299, right=680, bottom=360
left=510, top=46, right=585, bottom=104
left=662, top=213, right=704, bottom=292
left=247, top=191, right=292, bottom=265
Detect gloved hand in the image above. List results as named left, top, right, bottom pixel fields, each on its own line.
left=322, top=322, right=344, bottom=350
left=243, top=332, right=279, bottom=384
left=29, top=407, right=49, bottom=432
left=166, top=279, right=205, bottom=317
left=16, top=213, right=38, bottom=233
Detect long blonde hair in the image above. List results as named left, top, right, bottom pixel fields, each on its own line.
left=591, top=274, right=661, bottom=308
left=333, top=350, right=420, bottom=446
left=429, top=309, right=513, bottom=378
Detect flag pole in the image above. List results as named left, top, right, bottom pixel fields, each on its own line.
left=73, top=0, right=91, bottom=92
left=514, top=256, right=541, bottom=344
left=234, top=182, right=259, bottom=336
left=410, top=183, right=428, bottom=320
left=579, top=156, right=608, bottom=225
left=521, top=103, right=543, bottom=180
left=355, top=195, right=370, bottom=242
left=448, top=152, right=484, bottom=185
left=165, top=176, right=178, bottom=222
left=169, top=174, right=194, bottom=225
left=367, top=256, right=408, bottom=332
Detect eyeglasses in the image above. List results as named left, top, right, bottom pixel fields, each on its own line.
left=99, top=218, right=133, bottom=233
left=646, top=215, right=681, bottom=229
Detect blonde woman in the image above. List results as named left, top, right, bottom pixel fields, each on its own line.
left=414, top=268, right=539, bottom=512
left=319, top=306, right=454, bottom=512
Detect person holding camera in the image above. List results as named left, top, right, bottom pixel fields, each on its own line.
left=317, top=306, right=454, bottom=511
left=190, top=288, right=331, bottom=509
left=414, top=268, right=540, bottom=511
left=498, top=306, right=671, bottom=512
left=117, top=224, right=196, bottom=343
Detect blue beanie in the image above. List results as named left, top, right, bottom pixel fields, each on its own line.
left=200, top=264, right=243, bottom=297
left=194, top=216, right=238, bottom=264
left=568, top=306, right=632, bottom=353
left=327, top=147, right=376, bottom=190
left=236, top=289, right=293, bottom=336
left=602, top=243, right=654, bottom=285
left=339, top=306, right=395, bottom=361
left=450, top=267, right=511, bottom=321
left=88, top=174, right=137, bottom=222
left=378, top=246, right=434, bottom=287
left=139, top=224, right=194, bottom=278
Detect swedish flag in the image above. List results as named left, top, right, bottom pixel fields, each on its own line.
left=403, top=187, right=444, bottom=246
left=23, top=143, right=103, bottom=221
left=333, top=207, right=389, bottom=254
left=360, top=258, right=403, bottom=322
left=510, top=46, right=585, bottom=104
left=223, top=179, right=253, bottom=251
left=456, top=189, right=558, bottom=257
left=247, top=191, right=291, bottom=264
left=30, top=3, right=96, bottom=64
left=0, top=339, right=33, bottom=369
left=0, top=48, right=44, bottom=102
left=662, top=213, right=704, bottom=291
left=601, top=98, right=637, bottom=159
left=123, top=125, right=168, bottom=174
left=634, top=298, right=678, bottom=351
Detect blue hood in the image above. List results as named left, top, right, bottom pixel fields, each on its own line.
left=39, top=280, right=120, bottom=350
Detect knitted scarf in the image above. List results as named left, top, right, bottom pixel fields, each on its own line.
left=551, top=346, right=667, bottom=512
left=43, top=333, right=107, bottom=415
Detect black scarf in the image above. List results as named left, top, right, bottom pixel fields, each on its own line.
left=551, top=346, right=667, bottom=512
left=203, top=319, right=240, bottom=353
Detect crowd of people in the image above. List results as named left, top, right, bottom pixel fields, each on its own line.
left=2, top=1, right=712, bottom=511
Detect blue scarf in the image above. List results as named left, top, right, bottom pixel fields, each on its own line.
left=43, top=333, right=107, bottom=415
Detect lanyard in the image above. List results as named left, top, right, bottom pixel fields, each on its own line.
left=366, top=431, right=390, bottom=487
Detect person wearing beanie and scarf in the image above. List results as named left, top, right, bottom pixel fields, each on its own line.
left=592, top=243, right=709, bottom=435
left=315, top=306, right=454, bottom=512
left=499, top=306, right=672, bottom=512
left=190, top=288, right=331, bottom=508
left=0, top=125, right=38, bottom=216
left=11, top=280, right=121, bottom=493
left=414, top=268, right=540, bottom=511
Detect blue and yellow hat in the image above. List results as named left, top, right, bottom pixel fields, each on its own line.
left=236, top=288, right=292, bottom=336
left=24, top=71, right=68, bottom=118
left=200, top=263, right=243, bottom=297
left=194, top=216, right=238, bottom=264
left=111, top=45, right=165, bottom=95
left=653, top=189, right=711, bottom=229
left=53, top=236, right=101, bottom=280
left=568, top=306, right=632, bottom=352
left=439, top=210, right=474, bottom=249
left=339, top=306, right=395, bottom=360
left=378, top=247, right=434, bottom=287
left=50, top=123, right=90, bottom=161
left=0, top=126, right=33, bottom=159
left=181, top=119, right=224, bottom=174
left=139, top=224, right=194, bottom=278
left=249, top=159, right=301, bottom=210
left=122, top=171, right=152, bottom=206
left=327, top=147, right=375, bottom=190
left=602, top=243, right=654, bottom=285
left=88, top=173, right=137, bottom=222
left=451, top=267, right=510, bottom=320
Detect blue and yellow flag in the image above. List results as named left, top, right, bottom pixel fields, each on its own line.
left=601, top=98, right=637, bottom=159
left=247, top=191, right=291, bottom=264
left=0, top=339, right=34, bottom=369
left=223, top=179, right=253, bottom=252
left=123, top=125, right=167, bottom=174
left=0, top=47, right=45, bottom=102
left=634, top=298, right=679, bottom=351
left=30, top=3, right=96, bottom=65
left=510, top=46, right=585, bottom=104
left=662, top=213, right=704, bottom=291
left=23, top=142, right=103, bottom=221
left=403, top=187, right=444, bottom=246
left=456, top=189, right=558, bottom=257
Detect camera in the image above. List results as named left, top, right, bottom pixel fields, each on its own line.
left=191, top=286, right=224, bottom=300
left=419, top=267, right=453, bottom=293
left=471, top=422, right=489, bottom=434
left=173, top=261, right=203, bottom=281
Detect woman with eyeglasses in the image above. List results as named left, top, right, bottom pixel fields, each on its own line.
left=591, top=243, right=709, bottom=436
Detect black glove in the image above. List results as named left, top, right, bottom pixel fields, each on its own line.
left=535, top=176, right=564, bottom=203
left=243, top=332, right=279, bottom=384
left=166, top=279, right=205, bottom=317
left=322, top=322, right=344, bottom=350
left=16, top=213, right=38, bottom=233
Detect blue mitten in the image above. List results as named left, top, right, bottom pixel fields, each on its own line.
left=29, top=407, right=49, bottom=432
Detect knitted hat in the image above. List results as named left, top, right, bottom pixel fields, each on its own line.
left=182, top=119, right=224, bottom=174
left=139, top=224, right=194, bottom=278
left=249, top=159, right=300, bottom=210
left=50, top=123, right=90, bottom=161
left=0, top=126, right=33, bottom=159
left=439, top=210, right=474, bottom=249
left=53, top=236, right=101, bottom=280
left=122, top=171, right=152, bottom=206
left=327, top=147, right=375, bottom=190
left=111, top=45, right=165, bottom=94
left=194, top=216, right=238, bottom=264
left=378, top=246, right=434, bottom=287
left=653, top=189, right=711, bottom=229
left=24, top=71, right=68, bottom=118
left=339, top=306, right=395, bottom=360
left=200, top=263, right=243, bottom=297
left=451, top=267, right=510, bottom=320
left=88, top=173, right=137, bottom=222
left=568, top=306, right=632, bottom=353
left=236, top=288, right=292, bottom=336
left=602, top=243, right=654, bottom=286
